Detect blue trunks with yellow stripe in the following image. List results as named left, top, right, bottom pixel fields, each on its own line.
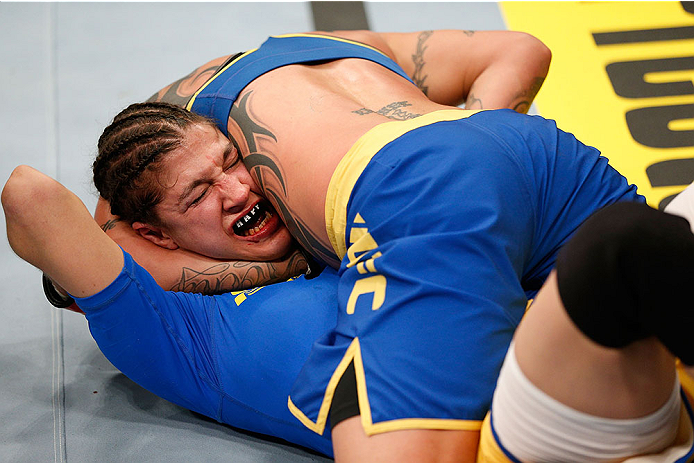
left=288, top=108, right=644, bottom=437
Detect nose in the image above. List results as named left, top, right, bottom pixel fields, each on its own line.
left=218, top=172, right=251, bottom=213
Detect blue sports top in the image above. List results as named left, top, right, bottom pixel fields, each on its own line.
left=187, top=33, right=415, bottom=136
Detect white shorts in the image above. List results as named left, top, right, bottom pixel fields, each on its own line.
left=489, top=342, right=683, bottom=462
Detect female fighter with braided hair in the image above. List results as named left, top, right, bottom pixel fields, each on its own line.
left=8, top=100, right=337, bottom=455
left=91, top=102, right=308, bottom=294
left=44, top=101, right=308, bottom=311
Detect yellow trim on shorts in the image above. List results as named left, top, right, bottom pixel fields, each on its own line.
left=477, top=412, right=513, bottom=463
left=679, top=361, right=694, bottom=399
left=288, top=337, right=483, bottom=437
left=288, top=339, right=363, bottom=435
left=324, top=109, right=480, bottom=259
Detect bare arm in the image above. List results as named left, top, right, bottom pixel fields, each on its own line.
left=325, top=29, right=551, bottom=112
left=3, top=166, right=123, bottom=298
left=94, top=198, right=307, bottom=294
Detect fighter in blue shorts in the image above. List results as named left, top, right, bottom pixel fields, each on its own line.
left=26, top=29, right=554, bottom=461
left=181, top=33, right=639, bottom=435
left=286, top=108, right=643, bottom=435
left=166, top=30, right=694, bottom=462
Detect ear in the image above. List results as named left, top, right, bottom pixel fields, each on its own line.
left=131, top=222, right=180, bottom=250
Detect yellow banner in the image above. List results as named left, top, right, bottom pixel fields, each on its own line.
left=501, top=1, right=694, bottom=208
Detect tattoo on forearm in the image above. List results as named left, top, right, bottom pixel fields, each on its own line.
left=411, top=31, right=433, bottom=95
left=463, top=30, right=475, bottom=37
left=169, top=252, right=307, bottom=294
left=512, top=77, right=546, bottom=114
left=100, top=218, right=121, bottom=232
left=229, top=91, right=338, bottom=266
left=466, top=92, right=483, bottom=110
left=353, top=101, right=421, bottom=120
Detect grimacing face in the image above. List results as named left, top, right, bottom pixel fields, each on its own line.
left=141, top=123, right=293, bottom=261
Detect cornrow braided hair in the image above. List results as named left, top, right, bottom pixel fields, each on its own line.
left=94, top=102, right=214, bottom=225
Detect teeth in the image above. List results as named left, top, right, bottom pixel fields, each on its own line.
left=235, top=204, right=262, bottom=230
left=241, top=211, right=271, bottom=237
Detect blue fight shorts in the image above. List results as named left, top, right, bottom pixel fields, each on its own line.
left=74, top=250, right=338, bottom=456
left=288, top=109, right=645, bottom=437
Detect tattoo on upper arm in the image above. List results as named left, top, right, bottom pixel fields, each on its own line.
left=353, top=101, right=421, bottom=120
left=463, top=30, right=475, bottom=37
left=512, top=77, right=546, bottom=114
left=100, top=218, right=121, bottom=232
left=169, top=251, right=307, bottom=294
left=229, top=91, right=338, bottom=267
left=146, top=61, right=226, bottom=107
left=411, top=31, right=434, bottom=96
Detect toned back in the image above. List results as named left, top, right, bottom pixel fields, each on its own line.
left=227, top=58, right=454, bottom=266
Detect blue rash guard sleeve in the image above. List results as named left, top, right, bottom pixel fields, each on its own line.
left=73, top=249, right=337, bottom=456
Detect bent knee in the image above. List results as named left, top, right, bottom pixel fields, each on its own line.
left=556, top=201, right=694, bottom=349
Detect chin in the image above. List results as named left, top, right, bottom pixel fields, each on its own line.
left=230, top=239, right=294, bottom=262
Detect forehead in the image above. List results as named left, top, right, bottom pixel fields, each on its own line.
left=158, top=124, right=227, bottom=187
left=177, top=122, right=225, bottom=157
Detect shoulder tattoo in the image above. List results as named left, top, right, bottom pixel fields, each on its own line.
left=146, top=59, right=229, bottom=107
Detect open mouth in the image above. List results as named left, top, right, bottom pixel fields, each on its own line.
left=233, top=202, right=274, bottom=237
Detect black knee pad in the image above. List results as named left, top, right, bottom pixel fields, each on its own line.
left=556, top=202, right=694, bottom=364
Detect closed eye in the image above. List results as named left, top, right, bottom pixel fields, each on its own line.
left=223, top=141, right=240, bottom=170
left=188, top=186, right=209, bottom=208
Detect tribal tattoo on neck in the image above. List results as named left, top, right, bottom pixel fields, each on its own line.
left=229, top=90, right=338, bottom=266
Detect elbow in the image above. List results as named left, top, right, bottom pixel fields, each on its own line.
left=2, top=165, right=61, bottom=258
left=532, top=37, right=552, bottom=77
left=2, top=166, right=37, bottom=258
left=3, top=165, right=58, bottom=211
left=514, top=32, right=552, bottom=77
left=2, top=165, right=38, bottom=219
